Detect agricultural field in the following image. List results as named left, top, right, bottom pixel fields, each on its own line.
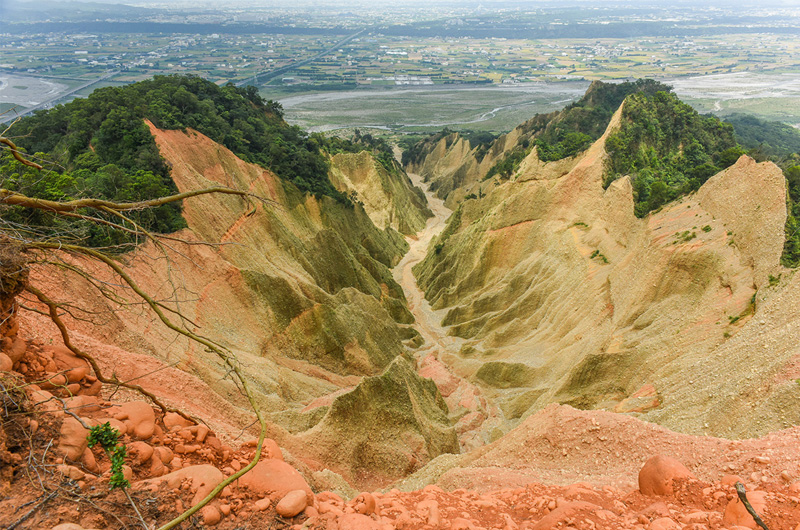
left=3, top=3, right=800, bottom=131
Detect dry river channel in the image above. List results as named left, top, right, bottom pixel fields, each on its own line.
left=393, top=173, right=503, bottom=451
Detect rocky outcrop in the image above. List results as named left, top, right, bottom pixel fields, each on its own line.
left=410, top=100, right=796, bottom=439
left=298, top=355, right=458, bottom=488
left=19, top=122, right=439, bottom=487
left=329, top=151, right=432, bottom=235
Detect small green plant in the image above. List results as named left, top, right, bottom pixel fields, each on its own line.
left=673, top=230, right=697, bottom=243
left=768, top=274, right=781, bottom=287
left=464, top=193, right=477, bottom=200
left=572, top=221, right=589, bottom=229
left=723, top=331, right=731, bottom=338
left=702, top=225, right=712, bottom=232
left=589, top=249, right=609, bottom=263
left=434, top=242, right=444, bottom=254
left=87, top=422, right=129, bottom=490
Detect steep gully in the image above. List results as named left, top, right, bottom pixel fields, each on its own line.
left=393, top=172, right=501, bottom=452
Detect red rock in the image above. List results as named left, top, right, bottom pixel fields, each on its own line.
left=64, top=395, right=101, bottom=413
left=648, top=517, right=681, bottom=530
left=638, top=455, right=694, bottom=496
left=127, top=441, right=154, bottom=465
left=112, top=401, right=155, bottom=440
left=318, top=502, right=345, bottom=517
left=0, top=352, right=12, bottom=371
left=81, top=448, right=99, bottom=473
left=57, top=417, right=89, bottom=461
left=354, top=492, right=377, bottom=515
left=201, top=505, right=221, bottom=526
left=40, top=372, right=69, bottom=390
left=254, top=498, right=272, bottom=511
left=83, top=380, right=102, bottom=396
left=615, top=384, right=661, bottom=413
left=164, top=412, right=193, bottom=431
left=532, top=501, right=600, bottom=530
left=136, top=465, right=224, bottom=506
left=338, top=513, right=381, bottom=530
left=6, top=337, right=26, bottom=363
left=154, top=446, right=174, bottom=464
left=416, top=499, right=439, bottom=526
left=57, top=464, right=86, bottom=481
left=277, top=490, right=309, bottom=518
left=723, top=490, right=767, bottom=529
left=150, top=457, right=166, bottom=478
left=237, top=458, right=312, bottom=503
left=196, top=425, right=209, bottom=443
left=721, top=475, right=744, bottom=486
left=260, top=438, right=283, bottom=460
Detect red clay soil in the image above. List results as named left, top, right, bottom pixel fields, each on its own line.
left=2, top=264, right=800, bottom=529
left=4, top=326, right=800, bottom=529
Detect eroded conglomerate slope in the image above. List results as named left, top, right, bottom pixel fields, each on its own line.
left=329, top=151, right=433, bottom=236
left=412, top=104, right=799, bottom=440
left=19, top=122, right=450, bottom=487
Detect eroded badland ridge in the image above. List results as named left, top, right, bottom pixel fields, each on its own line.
left=2, top=78, right=800, bottom=529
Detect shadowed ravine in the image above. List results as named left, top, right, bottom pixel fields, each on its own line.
left=393, top=173, right=502, bottom=452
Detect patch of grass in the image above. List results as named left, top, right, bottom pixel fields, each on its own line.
left=673, top=230, right=697, bottom=243
left=590, top=249, right=609, bottom=264
left=702, top=225, right=712, bottom=232
left=768, top=274, right=781, bottom=287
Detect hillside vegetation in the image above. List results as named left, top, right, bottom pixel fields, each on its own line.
left=485, top=79, right=671, bottom=179
left=604, top=90, right=741, bottom=217
left=4, top=75, right=350, bottom=247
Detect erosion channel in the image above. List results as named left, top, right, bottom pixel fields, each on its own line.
left=394, top=173, right=502, bottom=452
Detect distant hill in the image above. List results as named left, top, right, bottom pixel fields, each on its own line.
left=725, top=113, right=800, bottom=157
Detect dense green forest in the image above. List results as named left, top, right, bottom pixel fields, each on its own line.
left=604, top=90, right=741, bottom=216
left=2, top=75, right=346, bottom=247
left=724, top=113, right=800, bottom=158
left=485, top=79, right=672, bottom=179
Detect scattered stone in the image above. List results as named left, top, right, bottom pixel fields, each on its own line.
left=254, top=498, right=272, bottom=511
left=163, top=412, right=193, bottom=431
left=201, top=505, right=222, bottom=526
left=354, top=492, right=377, bottom=516
left=722, top=490, right=767, bottom=529
left=57, top=417, right=89, bottom=461
left=638, top=455, right=694, bottom=496
left=237, top=458, right=313, bottom=503
left=277, top=490, right=309, bottom=518
left=57, top=464, right=86, bottom=481
left=648, top=517, right=681, bottom=530
left=0, top=352, right=12, bottom=371
left=128, top=441, right=154, bottom=465
left=111, top=401, right=155, bottom=440
left=136, top=465, right=223, bottom=506
left=338, top=513, right=381, bottom=530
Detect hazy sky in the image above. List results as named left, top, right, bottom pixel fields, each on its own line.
left=25, top=0, right=800, bottom=5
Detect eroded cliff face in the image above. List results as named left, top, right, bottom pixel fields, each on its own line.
left=405, top=129, right=523, bottom=209
left=21, top=123, right=451, bottom=487
left=328, top=151, right=432, bottom=236
left=409, top=105, right=800, bottom=440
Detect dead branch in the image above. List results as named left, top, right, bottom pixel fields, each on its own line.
left=0, top=137, right=43, bottom=170
left=5, top=491, right=57, bottom=530
left=26, top=284, right=178, bottom=418
left=734, top=482, right=770, bottom=530
left=0, top=185, right=275, bottom=213
left=2, top=148, right=269, bottom=529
